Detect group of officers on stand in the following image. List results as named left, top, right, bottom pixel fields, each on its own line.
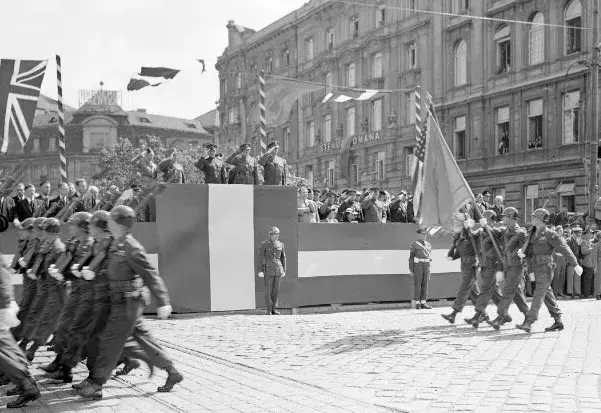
left=0, top=176, right=183, bottom=408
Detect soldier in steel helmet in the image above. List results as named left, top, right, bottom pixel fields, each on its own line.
left=24, top=217, right=66, bottom=361
left=225, top=143, right=259, bottom=185
left=77, top=205, right=182, bottom=399
left=42, top=212, right=94, bottom=382
left=258, top=141, right=288, bottom=186
left=515, top=208, right=582, bottom=333
left=409, top=228, right=432, bottom=309
left=257, top=226, right=287, bottom=315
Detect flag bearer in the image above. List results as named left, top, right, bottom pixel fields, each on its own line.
left=409, top=228, right=432, bottom=309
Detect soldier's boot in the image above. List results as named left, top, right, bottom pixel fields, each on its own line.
left=77, top=382, right=103, bottom=400
left=6, top=386, right=22, bottom=396
left=516, top=320, right=533, bottom=333
left=544, top=319, right=564, bottom=332
left=503, top=314, right=513, bottom=323
left=41, top=355, right=61, bottom=373
left=464, top=313, right=478, bottom=325
left=0, top=373, right=12, bottom=386
left=6, top=377, right=39, bottom=409
left=420, top=302, right=432, bottom=310
left=486, top=315, right=504, bottom=331
left=48, top=366, right=72, bottom=383
left=470, top=312, right=489, bottom=328
left=72, top=378, right=92, bottom=390
left=25, top=343, right=39, bottom=362
left=115, top=358, right=140, bottom=376
left=271, top=308, right=280, bottom=315
left=442, top=310, right=458, bottom=324
left=157, top=368, right=183, bottom=393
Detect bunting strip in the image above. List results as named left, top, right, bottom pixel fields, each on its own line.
left=56, top=55, right=67, bottom=183
left=259, top=70, right=267, bottom=155
left=322, top=89, right=380, bottom=103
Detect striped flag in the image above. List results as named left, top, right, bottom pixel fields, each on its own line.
left=411, top=88, right=431, bottom=217
left=322, top=89, right=380, bottom=103
left=56, top=55, right=67, bottom=183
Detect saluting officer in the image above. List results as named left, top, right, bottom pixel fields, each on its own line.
left=258, top=141, right=287, bottom=186
left=225, top=143, right=259, bottom=185
left=516, top=208, right=582, bottom=332
left=257, top=227, right=286, bottom=315
left=409, top=228, right=432, bottom=309
left=194, top=143, right=226, bottom=184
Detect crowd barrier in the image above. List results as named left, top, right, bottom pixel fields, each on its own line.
left=0, top=185, right=463, bottom=312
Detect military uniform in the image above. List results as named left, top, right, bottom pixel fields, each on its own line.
left=156, top=157, right=186, bottom=184
left=258, top=142, right=287, bottom=186
left=256, top=228, right=286, bottom=314
left=408, top=231, right=432, bottom=309
left=195, top=151, right=226, bottom=184
left=225, top=143, right=259, bottom=185
left=20, top=236, right=49, bottom=349
left=10, top=220, right=36, bottom=342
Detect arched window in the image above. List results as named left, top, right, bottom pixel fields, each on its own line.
left=494, top=25, right=511, bottom=74
left=529, top=13, right=545, bottom=65
left=454, top=40, right=467, bottom=86
left=565, top=0, right=582, bottom=54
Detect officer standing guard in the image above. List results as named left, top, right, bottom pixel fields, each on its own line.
left=225, top=143, right=259, bottom=185
left=258, top=141, right=287, bottom=186
left=516, top=208, right=582, bottom=332
left=194, top=143, right=226, bottom=184
left=409, top=228, right=432, bottom=309
left=257, top=227, right=286, bottom=315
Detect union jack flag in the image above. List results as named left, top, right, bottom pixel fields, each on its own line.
left=0, top=59, right=48, bottom=154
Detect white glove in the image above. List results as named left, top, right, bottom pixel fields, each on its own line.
left=0, top=303, right=19, bottom=330
left=157, top=305, right=172, bottom=320
left=463, top=219, right=474, bottom=229
left=529, top=272, right=535, bottom=282
left=281, top=272, right=286, bottom=278
left=574, top=265, right=583, bottom=276
left=81, top=268, right=95, bottom=281
left=48, top=264, right=61, bottom=279
left=26, top=269, right=36, bottom=280
left=446, top=256, right=453, bottom=261
left=479, top=218, right=488, bottom=226
left=18, top=258, right=26, bottom=268
left=517, top=249, right=525, bottom=259
left=258, top=272, right=264, bottom=278
left=495, top=271, right=504, bottom=283
left=71, top=264, right=81, bottom=278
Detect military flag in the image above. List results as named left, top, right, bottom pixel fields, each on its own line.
left=0, top=59, right=48, bottom=154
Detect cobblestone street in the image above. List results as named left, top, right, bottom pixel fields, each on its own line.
left=2, top=299, right=600, bottom=412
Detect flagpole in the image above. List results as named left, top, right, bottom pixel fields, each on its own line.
left=56, top=55, right=67, bottom=183
left=258, top=70, right=267, bottom=157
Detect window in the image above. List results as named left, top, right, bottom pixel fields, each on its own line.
left=406, top=92, right=416, bottom=124
left=139, top=117, right=150, bottom=123
left=283, top=127, right=291, bottom=152
left=529, top=13, right=545, bottom=65
left=524, top=184, right=539, bottom=222
left=48, top=137, right=56, bottom=152
left=32, top=138, right=40, bottom=153
left=220, top=78, right=226, bottom=96
left=324, top=114, right=332, bottom=142
left=235, top=73, right=242, bottom=89
left=305, top=165, right=314, bottom=186
left=557, top=182, right=576, bottom=212
left=408, top=42, right=417, bottom=69
left=184, top=123, right=197, bottom=129
left=563, top=91, right=580, bottom=144
left=325, top=72, right=333, bottom=93
left=327, top=160, right=336, bottom=187
left=327, top=28, right=335, bottom=50
left=454, top=116, right=466, bottom=159
left=372, top=52, right=383, bottom=78
left=496, top=106, right=510, bottom=155
left=451, top=0, right=469, bottom=13
left=306, top=121, right=315, bottom=147
left=305, top=37, right=314, bottom=61
left=492, top=187, right=506, bottom=201
left=377, top=6, right=386, bottom=26
left=346, top=107, right=356, bottom=137
left=565, top=0, right=582, bottom=55
left=494, top=26, right=511, bottom=74
left=351, top=164, right=359, bottom=184
left=49, top=168, right=57, bottom=180
left=228, top=107, right=239, bottom=124
left=267, top=57, right=273, bottom=72
left=376, top=151, right=385, bottom=181
left=284, top=50, right=290, bottom=67
left=347, top=63, right=356, bottom=87
left=372, top=99, right=382, bottom=131
left=405, top=147, right=415, bottom=176
left=454, top=40, right=467, bottom=86
left=350, top=16, right=359, bottom=38
left=527, top=99, right=544, bottom=150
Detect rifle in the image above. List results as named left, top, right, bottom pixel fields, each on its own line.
left=519, top=226, right=536, bottom=266
left=29, top=241, right=50, bottom=277
left=20, top=238, right=40, bottom=269
left=10, top=238, right=29, bottom=270
left=54, top=238, right=81, bottom=274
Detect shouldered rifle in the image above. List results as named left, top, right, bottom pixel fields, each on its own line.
left=29, top=241, right=50, bottom=276
left=84, top=237, right=112, bottom=273
left=10, top=239, right=29, bottom=270
left=20, top=238, right=40, bottom=268
left=55, top=238, right=80, bottom=274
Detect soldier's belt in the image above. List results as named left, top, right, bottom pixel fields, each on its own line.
left=413, top=258, right=431, bottom=263
left=460, top=256, right=477, bottom=264
left=533, top=255, right=553, bottom=265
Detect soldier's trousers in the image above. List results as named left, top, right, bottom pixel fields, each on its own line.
left=0, top=327, right=35, bottom=385
left=452, top=263, right=480, bottom=312
left=82, top=285, right=111, bottom=373
left=30, top=277, right=65, bottom=346
left=496, top=266, right=530, bottom=317
left=413, top=263, right=430, bottom=302
left=264, top=275, right=281, bottom=310
left=526, top=263, right=562, bottom=323
left=474, top=266, right=499, bottom=314
left=552, top=253, right=566, bottom=296
left=11, top=276, right=37, bottom=341
left=120, top=319, right=174, bottom=372
left=23, top=278, right=48, bottom=341
left=566, top=265, right=581, bottom=296
left=52, top=280, right=83, bottom=356
left=581, top=266, right=594, bottom=297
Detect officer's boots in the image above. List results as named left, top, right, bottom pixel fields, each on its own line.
left=41, top=355, right=61, bottom=373
left=516, top=320, right=533, bottom=333
left=6, top=377, right=39, bottom=409
left=470, top=312, right=489, bottom=328
left=420, top=302, right=432, bottom=310
left=464, top=313, right=477, bottom=325
left=116, top=358, right=140, bottom=376
left=157, top=367, right=183, bottom=392
left=72, top=378, right=92, bottom=390
left=77, top=382, right=103, bottom=400
left=25, top=343, right=39, bottom=362
left=544, top=319, right=564, bottom=332
left=442, top=310, right=458, bottom=324
left=49, top=366, right=72, bottom=383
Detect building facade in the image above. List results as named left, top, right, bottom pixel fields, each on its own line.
left=216, top=0, right=599, bottom=220
left=0, top=91, right=211, bottom=185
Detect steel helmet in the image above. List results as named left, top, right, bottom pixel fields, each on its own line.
left=110, top=205, right=136, bottom=230
left=21, top=217, right=36, bottom=230
left=91, top=210, right=111, bottom=231
left=502, top=207, right=519, bottom=220
left=33, top=217, right=47, bottom=229
left=269, top=226, right=280, bottom=234
left=482, top=210, right=497, bottom=219
left=68, top=211, right=92, bottom=233
left=42, top=217, right=61, bottom=234
left=532, top=208, right=550, bottom=223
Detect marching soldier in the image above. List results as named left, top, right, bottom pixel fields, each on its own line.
left=409, top=229, right=432, bottom=309
left=194, top=143, right=226, bottom=184
left=0, top=253, right=40, bottom=408
left=225, top=143, right=259, bottom=185
left=515, top=208, right=581, bottom=332
left=77, top=205, right=182, bottom=399
left=256, top=227, right=286, bottom=315
left=9, top=218, right=35, bottom=342
left=258, top=141, right=287, bottom=186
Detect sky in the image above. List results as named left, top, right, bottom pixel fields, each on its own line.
left=1, top=0, right=308, bottom=120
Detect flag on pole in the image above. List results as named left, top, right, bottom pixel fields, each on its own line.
left=414, top=112, right=474, bottom=232
left=0, top=59, right=48, bottom=154
left=127, top=66, right=182, bottom=91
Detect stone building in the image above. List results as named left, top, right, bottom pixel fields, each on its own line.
left=216, top=0, right=599, bottom=220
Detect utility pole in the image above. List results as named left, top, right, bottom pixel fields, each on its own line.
left=589, top=2, right=599, bottom=217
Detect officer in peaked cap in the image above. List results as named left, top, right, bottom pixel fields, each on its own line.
left=225, top=143, right=259, bottom=185
left=194, top=143, right=226, bottom=184
left=259, top=141, right=288, bottom=186
left=256, top=226, right=286, bottom=315
left=515, top=208, right=581, bottom=333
